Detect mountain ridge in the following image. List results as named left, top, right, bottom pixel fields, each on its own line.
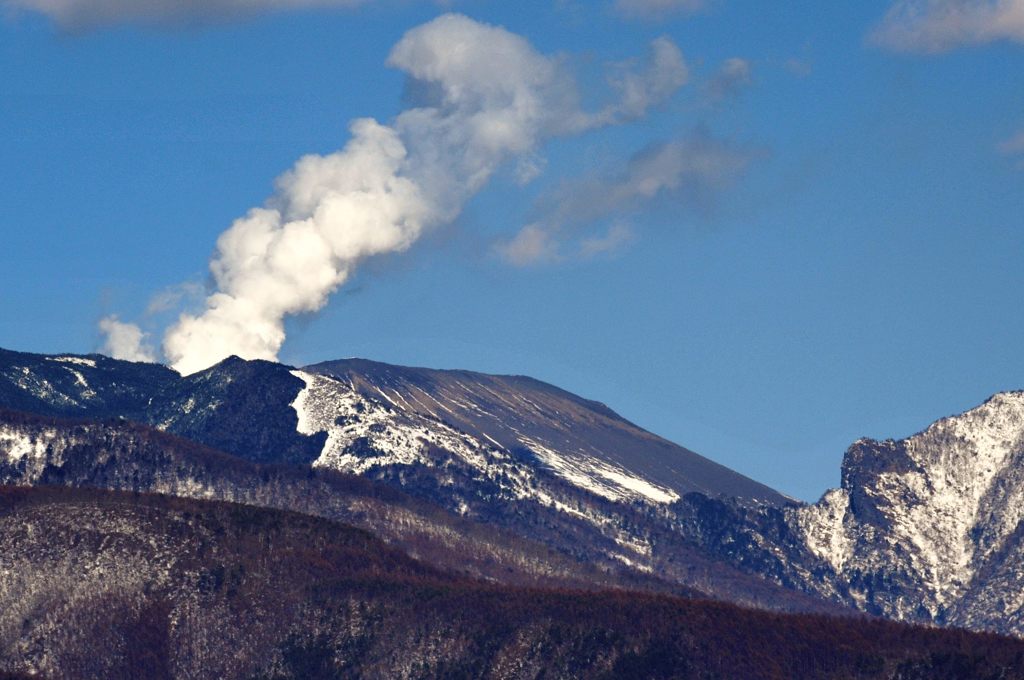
left=6, top=485, right=1022, bottom=680
left=5, top=346, right=1024, bottom=638
left=303, top=357, right=787, bottom=506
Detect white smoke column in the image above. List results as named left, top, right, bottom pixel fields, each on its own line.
left=113, top=15, right=686, bottom=375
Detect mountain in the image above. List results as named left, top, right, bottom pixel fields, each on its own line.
left=303, top=358, right=785, bottom=505
left=657, top=390, right=1024, bottom=637
left=6, top=346, right=1024, bottom=639
left=0, top=347, right=177, bottom=417
left=4, top=485, right=1024, bottom=680
left=786, top=391, right=1024, bottom=634
left=0, top=348, right=784, bottom=505
left=0, top=349, right=829, bottom=614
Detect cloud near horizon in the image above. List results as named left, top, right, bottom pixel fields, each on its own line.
left=870, top=0, right=1024, bottom=52
left=98, top=316, right=158, bottom=363
left=98, top=14, right=688, bottom=374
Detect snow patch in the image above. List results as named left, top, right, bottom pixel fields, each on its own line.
left=290, top=370, right=490, bottom=475
left=0, top=426, right=54, bottom=464
left=62, top=367, right=97, bottom=401
left=796, top=488, right=852, bottom=571
left=47, top=356, right=97, bottom=368
left=517, top=436, right=678, bottom=504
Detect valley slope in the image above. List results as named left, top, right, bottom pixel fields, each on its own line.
left=4, top=486, right=1024, bottom=680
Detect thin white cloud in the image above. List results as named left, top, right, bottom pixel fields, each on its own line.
left=579, top=223, right=634, bottom=259
left=998, top=129, right=1024, bottom=154
left=4, top=0, right=375, bottom=29
left=614, top=0, right=705, bottom=20
left=705, top=57, right=752, bottom=104
left=498, top=131, right=757, bottom=266
left=604, top=36, right=689, bottom=121
left=145, top=281, right=206, bottom=316
left=870, top=0, right=1024, bottom=53
left=98, top=316, right=157, bottom=363
left=999, top=129, right=1024, bottom=167
left=498, top=222, right=635, bottom=266
left=495, top=224, right=561, bottom=266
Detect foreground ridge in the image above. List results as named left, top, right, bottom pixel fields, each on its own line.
left=3, top=486, right=1024, bottom=680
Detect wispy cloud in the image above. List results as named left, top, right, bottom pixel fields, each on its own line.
left=4, top=0, right=377, bottom=30
left=705, top=57, right=752, bottom=104
left=603, top=36, right=690, bottom=122
left=613, top=0, right=705, bottom=20
left=145, top=281, right=206, bottom=316
left=496, top=224, right=562, bottom=266
left=998, top=129, right=1024, bottom=167
left=870, top=0, right=1024, bottom=53
left=578, top=223, right=635, bottom=259
left=497, top=130, right=759, bottom=266
left=497, top=221, right=635, bottom=265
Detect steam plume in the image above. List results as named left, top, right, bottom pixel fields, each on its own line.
left=104, top=14, right=686, bottom=374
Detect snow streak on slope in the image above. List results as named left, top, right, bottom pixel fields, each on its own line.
left=46, top=356, right=97, bottom=368
left=290, top=370, right=679, bottom=506
left=516, top=436, right=678, bottom=504
left=291, top=370, right=498, bottom=475
left=305, top=359, right=783, bottom=505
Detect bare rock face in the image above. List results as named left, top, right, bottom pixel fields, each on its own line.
left=789, top=392, right=1024, bottom=633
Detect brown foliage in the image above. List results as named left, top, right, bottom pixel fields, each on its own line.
left=1, top=487, right=1023, bottom=679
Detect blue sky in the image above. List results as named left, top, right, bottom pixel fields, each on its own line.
left=1, top=0, right=1022, bottom=501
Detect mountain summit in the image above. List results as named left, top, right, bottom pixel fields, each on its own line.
left=0, top=347, right=786, bottom=507
left=790, top=391, right=1024, bottom=633
left=300, top=358, right=787, bottom=506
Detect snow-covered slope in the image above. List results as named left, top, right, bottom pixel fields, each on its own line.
left=291, top=369, right=684, bottom=507
left=789, top=392, right=1024, bottom=633
left=304, top=358, right=786, bottom=506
